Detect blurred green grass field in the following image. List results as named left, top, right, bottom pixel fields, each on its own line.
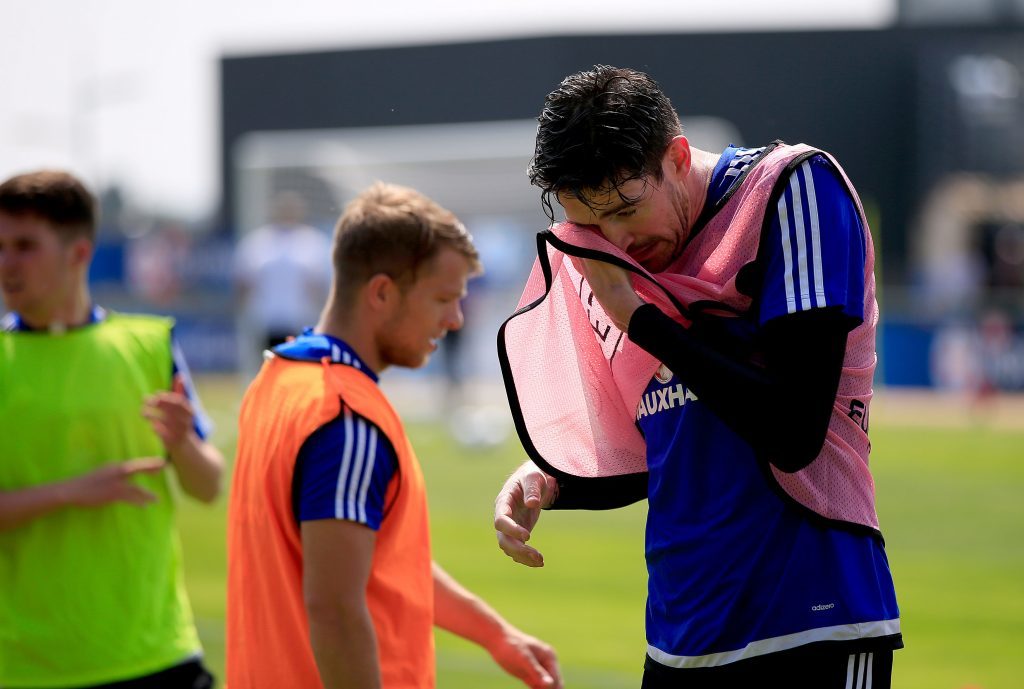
left=181, top=377, right=1024, bottom=689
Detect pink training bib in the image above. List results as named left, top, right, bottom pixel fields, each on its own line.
left=499, top=143, right=881, bottom=531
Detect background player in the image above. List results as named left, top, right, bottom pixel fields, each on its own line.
left=0, top=170, right=224, bottom=688
left=227, top=182, right=561, bottom=689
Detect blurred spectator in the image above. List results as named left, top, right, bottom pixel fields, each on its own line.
left=913, top=174, right=990, bottom=317
left=914, top=173, right=1024, bottom=317
left=234, top=190, right=331, bottom=361
left=931, top=308, right=1024, bottom=398
left=930, top=319, right=985, bottom=392
left=127, top=221, right=192, bottom=306
left=977, top=309, right=1019, bottom=393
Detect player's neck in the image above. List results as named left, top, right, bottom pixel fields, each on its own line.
left=315, top=302, right=385, bottom=375
left=687, top=148, right=719, bottom=226
left=19, top=285, right=92, bottom=333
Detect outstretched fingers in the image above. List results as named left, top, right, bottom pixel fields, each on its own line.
left=108, top=458, right=166, bottom=505
left=66, top=458, right=166, bottom=508
left=494, top=464, right=558, bottom=567
left=495, top=529, right=545, bottom=568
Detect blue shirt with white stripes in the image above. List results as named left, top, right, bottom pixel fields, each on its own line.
left=2, top=306, right=212, bottom=439
left=708, top=145, right=864, bottom=328
left=277, top=331, right=396, bottom=531
left=638, top=146, right=898, bottom=668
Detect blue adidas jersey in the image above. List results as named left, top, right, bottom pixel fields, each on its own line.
left=638, top=146, right=899, bottom=667
left=276, top=330, right=396, bottom=531
left=2, top=305, right=213, bottom=439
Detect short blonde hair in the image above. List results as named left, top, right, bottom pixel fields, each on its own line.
left=332, top=182, right=481, bottom=303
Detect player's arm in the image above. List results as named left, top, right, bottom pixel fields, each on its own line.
left=303, top=519, right=380, bottom=689
left=164, top=439, right=223, bottom=503
left=433, top=561, right=562, bottom=689
left=143, top=375, right=223, bottom=503
left=627, top=304, right=849, bottom=471
left=543, top=470, right=647, bottom=511
left=0, top=458, right=166, bottom=531
left=295, top=409, right=395, bottom=688
left=142, top=337, right=224, bottom=502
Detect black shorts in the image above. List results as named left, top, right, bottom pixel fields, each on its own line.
left=31, top=660, right=216, bottom=689
left=642, top=643, right=894, bottom=689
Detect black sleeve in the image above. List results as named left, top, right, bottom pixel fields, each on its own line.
left=545, top=301, right=854, bottom=510
left=546, top=471, right=648, bottom=511
left=626, top=303, right=855, bottom=472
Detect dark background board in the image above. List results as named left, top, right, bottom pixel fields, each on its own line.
left=220, top=25, right=1019, bottom=276
left=219, top=26, right=1024, bottom=386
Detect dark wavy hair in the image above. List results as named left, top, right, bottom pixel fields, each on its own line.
left=528, top=65, right=682, bottom=220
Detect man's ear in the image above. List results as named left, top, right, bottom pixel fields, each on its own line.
left=364, top=273, right=399, bottom=313
left=666, top=135, right=692, bottom=179
left=69, top=238, right=94, bottom=269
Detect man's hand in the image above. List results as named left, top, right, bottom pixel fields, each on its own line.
left=142, top=377, right=196, bottom=451
left=488, top=625, right=562, bottom=689
left=433, top=562, right=563, bottom=689
left=494, top=462, right=558, bottom=567
left=63, top=457, right=166, bottom=508
left=0, top=457, right=166, bottom=531
left=142, top=375, right=224, bottom=503
left=578, top=257, right=644, bottom=333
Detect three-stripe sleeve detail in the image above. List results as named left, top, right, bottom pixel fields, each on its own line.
left=777, top=161, right=828, bottom=314
left=330, top=411, right=382, bottom=524
left=355, top=426, right=378, bottom=524
left=299, top=406, right=391, bottom=528
left=334, top=409, right=356, bottom=518
left=329, top=410, right=384, bottom=523
left=346, top=414, right=368, bottom=519
left=777, top=193, right=797, bottom=313
left=802, top=162, right=828, bottom=308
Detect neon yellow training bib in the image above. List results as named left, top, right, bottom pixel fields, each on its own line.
left=0, top=314, right=200, bottom=687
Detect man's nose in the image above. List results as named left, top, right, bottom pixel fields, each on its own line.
left=444, top=303, right=465, bottom=332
